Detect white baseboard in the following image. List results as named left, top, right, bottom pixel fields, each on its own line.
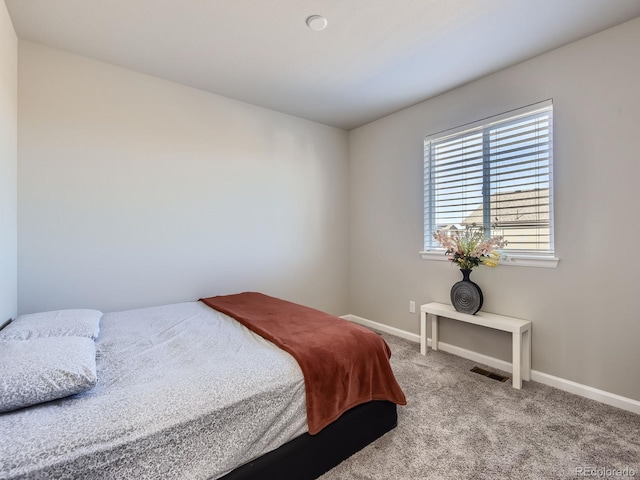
left=341, top=314, right=640, bottom=416
left=342, top=314, right=422, bottom=343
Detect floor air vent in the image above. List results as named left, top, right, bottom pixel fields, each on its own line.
left=471, top=366, right=509, bottom=383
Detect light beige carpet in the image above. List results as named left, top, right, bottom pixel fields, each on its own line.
left=320, top=332, right=640, bottom=480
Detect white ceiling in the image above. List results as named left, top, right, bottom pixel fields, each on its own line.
left=6, top=0, right=640, bottom=130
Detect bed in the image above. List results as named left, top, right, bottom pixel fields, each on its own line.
left=0, top=293, right=405, bottom=479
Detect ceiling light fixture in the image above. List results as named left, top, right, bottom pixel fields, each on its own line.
left=306, top=15, right=328, bottom=31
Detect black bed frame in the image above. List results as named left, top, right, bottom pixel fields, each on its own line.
left=219, top=400, right=397, bottom=480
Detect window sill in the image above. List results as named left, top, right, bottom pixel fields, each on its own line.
left=420, top=251, right=559, bottom=269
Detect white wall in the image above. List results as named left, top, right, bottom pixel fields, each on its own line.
left=18, top=42, right=349, bottom=316
left=349, top=17, right=640, bottom=401
left=0, top=2, right=17, bottom=323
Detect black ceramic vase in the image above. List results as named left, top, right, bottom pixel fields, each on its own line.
left=450, top=269, right=483, bottom=315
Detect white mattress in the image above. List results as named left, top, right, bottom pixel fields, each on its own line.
left=0, top=302, right=307, bottom=479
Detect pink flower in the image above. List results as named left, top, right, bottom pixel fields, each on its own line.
left=432, top=225, right=507, bottom=270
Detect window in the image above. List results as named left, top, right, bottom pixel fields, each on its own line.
left=423, top=100, right=557, bottom=267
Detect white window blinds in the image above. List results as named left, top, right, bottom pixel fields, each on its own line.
left=424, top=101, right=554, bottom=256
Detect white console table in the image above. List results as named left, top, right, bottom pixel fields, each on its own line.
left=420, top=302, right=531, bottom=389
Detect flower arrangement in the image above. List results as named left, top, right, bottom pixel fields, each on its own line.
left=432, top=224, right=507, bottom=270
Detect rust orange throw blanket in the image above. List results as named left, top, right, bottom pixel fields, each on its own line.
left=200, top=292, right=406, bottom=435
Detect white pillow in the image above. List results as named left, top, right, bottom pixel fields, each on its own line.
left=0, top=309, right=102, bottom=341
left=0, top=337, right=98, bottom=413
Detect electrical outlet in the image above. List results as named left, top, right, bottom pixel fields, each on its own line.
left=409, top=301, right=416, bottom=314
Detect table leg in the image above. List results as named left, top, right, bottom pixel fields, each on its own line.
left=431, top=314, right=439, bottom=351
left=420, top=311, right=427, bottom=356
left=512, top=331, right=522, bottom=389
left=523, top=328, right=531, bottom=381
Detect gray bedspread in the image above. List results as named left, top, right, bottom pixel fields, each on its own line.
left=0, top=302, right=307, bottom=479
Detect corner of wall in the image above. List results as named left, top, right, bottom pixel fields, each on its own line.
left=0, top=2, right=18, bottom=320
